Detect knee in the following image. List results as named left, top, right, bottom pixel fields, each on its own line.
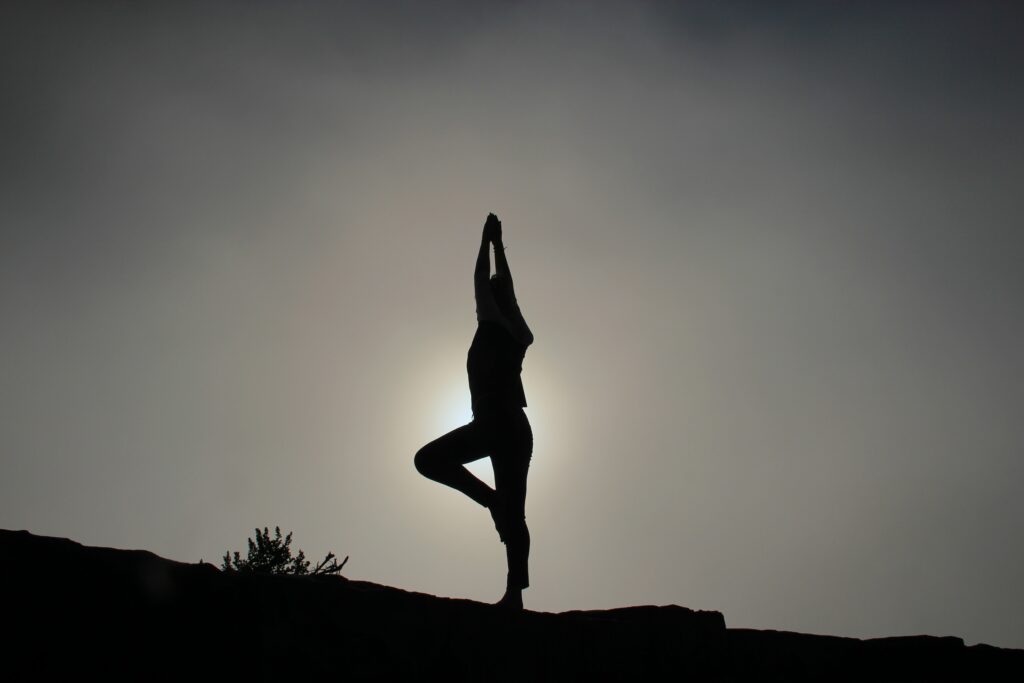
left=494, top=501, right=527, bottom=531
left=414, top=445, right=435, bottom=477
left=504, top=517, right=529, bottom=545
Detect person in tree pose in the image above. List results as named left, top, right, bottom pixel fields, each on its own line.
left=414, top=212, right=535, bottom=610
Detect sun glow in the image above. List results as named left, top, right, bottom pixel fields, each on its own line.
left=430, top=379, right=494, bottom=487
left=411, top=342, right=565, bottom=495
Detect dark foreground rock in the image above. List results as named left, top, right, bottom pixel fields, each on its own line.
left=1, top=529, right=1020, bottom=681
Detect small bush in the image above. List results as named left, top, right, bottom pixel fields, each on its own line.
left=222, top=526, right=347, bottom=576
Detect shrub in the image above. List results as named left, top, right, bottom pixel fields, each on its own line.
left=221, top=526, right=348, bottom=576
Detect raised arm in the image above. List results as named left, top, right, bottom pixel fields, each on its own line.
left=493, top=236, right=514, bottom=287
left=498, top=263, right=534, bottom=347
left=487, top=215, right=534, bottom=346
left=474, top=216, right=502, bottom=322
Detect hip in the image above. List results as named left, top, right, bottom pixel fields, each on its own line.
left=470, top=403, right=533, bottom=454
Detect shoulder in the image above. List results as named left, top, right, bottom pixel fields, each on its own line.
left=478, top=315, right=532, bottom=347
left=513, top=326, right=534, bottom=347
left=501, top=321, right=533, bottom=348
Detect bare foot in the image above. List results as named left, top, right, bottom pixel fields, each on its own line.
left=494, top=588, right=523, bottom=611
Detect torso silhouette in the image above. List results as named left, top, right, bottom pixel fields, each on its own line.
left=467, top=319, right=527, bottom=414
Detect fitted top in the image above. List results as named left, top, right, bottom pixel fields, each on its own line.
left=467, top=319, right=528, bottom=413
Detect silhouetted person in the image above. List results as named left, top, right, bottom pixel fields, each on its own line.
left=415, top=213, right=535, bottom=610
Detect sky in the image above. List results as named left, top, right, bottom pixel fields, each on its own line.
left=2, top=0, right=1023, bottom=649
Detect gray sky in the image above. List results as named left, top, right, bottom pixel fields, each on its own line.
left=3, top=1, right=1023, bottom=648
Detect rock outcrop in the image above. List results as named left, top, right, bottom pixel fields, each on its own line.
left=2, top=529, right=1020, bottom=681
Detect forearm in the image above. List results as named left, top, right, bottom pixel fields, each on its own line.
left=493, top=238, right=513, bottom=283
left=474, top=237, right=501, bottom=321
left=475, top=235, right=491, bottom=279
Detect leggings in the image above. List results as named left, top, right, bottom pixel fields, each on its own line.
left=414, top=404, right=533, bottom=590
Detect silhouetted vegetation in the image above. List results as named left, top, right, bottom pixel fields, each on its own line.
left=221, top=526, right=347, bottom=576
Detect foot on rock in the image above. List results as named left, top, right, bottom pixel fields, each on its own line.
left=493, top=589, right=523, bottom=611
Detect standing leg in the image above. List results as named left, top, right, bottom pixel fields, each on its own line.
left=414, top=420, right=495, bottom=509
left=491, top=410, right=533, bottom=602
left=493, top=460, right=530, bottom=591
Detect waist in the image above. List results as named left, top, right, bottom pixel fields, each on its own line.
left=471, top=394, right=526, bottom=415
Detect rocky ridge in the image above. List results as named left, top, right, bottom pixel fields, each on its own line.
left=2, top=529, right=1020, bottom=681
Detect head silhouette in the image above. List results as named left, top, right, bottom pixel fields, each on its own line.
left=490, top=274, right=517, bottom=318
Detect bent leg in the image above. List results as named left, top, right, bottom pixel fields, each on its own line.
left=414, top=421, right=494, bottom=509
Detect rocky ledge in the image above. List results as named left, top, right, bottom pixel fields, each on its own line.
left=2, top=529, right=1020, bottom=681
